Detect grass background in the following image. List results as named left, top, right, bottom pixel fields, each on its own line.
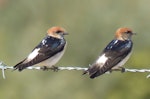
left=0, top=0, right=150, bottom=99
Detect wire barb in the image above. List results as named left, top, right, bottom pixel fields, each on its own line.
left=0, top=61, right=150, bottom=78
left=0, top=62, right=7, bottom=79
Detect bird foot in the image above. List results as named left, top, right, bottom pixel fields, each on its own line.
left=109, top=70, right=113, bottom=73
left=50, top=66, right=59, bottom=72
left=41, top=66, right=50, bottom=71
left=82, top=70, right=88, bottom=75
left=120, top=67, right=126, bottom=73
left=41, top=66, right=59, bottom=72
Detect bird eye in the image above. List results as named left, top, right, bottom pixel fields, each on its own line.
left=56, top=30, right=62, bottom=34
left=125, top=31, right=131, bottom=34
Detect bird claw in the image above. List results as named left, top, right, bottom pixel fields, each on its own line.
left=109, top=70, right=113, bottom=73
left=41, top=66, right=49, bottom=71
left=41, top=66, right=59, bottom=72
left=50, top=66, right=59, bottom=72
left=120, top=67, right=126, bottom=73
left=82, top=70, right=88, bottom=75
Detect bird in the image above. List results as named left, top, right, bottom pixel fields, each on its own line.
left=84, top=27, right=136, bottom=79
left=14, top=26, right=68, bottom=71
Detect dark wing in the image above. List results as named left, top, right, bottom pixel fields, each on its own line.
left=86, top=39, right=133, bottom=78
left=14, top=36, right=66, bottom=71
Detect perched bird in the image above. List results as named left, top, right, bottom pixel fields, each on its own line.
left=14, top=26, right=68, bottom=71
left=84, top=27, right=135, bottom=79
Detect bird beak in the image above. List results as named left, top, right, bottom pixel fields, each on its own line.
left=132, top=32, right=136, bottom=35
left=64, top=32, right=69, bottom=35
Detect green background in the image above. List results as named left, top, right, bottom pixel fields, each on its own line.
left=0, top=0, right=150, bottom=99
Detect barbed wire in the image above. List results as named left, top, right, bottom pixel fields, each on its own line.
left=0, top=61, right=150, bottom=79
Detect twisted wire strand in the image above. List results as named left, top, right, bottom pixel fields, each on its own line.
left=0, top=62, right=150, bottom=79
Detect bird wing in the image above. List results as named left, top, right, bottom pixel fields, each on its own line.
left=88, top=39, right=133, bottom=78
left=14, top=36, right=66, bottom=71
left=103, top=39, right=132, bottom=68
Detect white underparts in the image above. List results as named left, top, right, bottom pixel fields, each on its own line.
left=36, top=49, right=65, bottom=67
left=112, top=51, right=132, bottom=69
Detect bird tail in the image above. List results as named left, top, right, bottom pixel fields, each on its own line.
left=83, top=64, right=108, bottom=79
left=14, top=59, right=29, bottom=71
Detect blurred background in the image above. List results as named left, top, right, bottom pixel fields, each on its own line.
left=0, top=0, right=150, bottom=99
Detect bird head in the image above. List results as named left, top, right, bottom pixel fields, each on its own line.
left=47, top=26, right=68, bottom=39
left=115, top=28, right=136, bottom=40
